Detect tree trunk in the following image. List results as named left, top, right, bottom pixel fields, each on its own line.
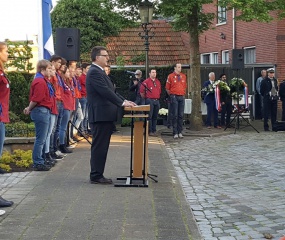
left=188, top=12, right=203, bottom=131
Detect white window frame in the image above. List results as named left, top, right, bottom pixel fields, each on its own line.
left=221, top=50, right=229, bottom=64
left=213, top=52, right=218, bottom=64
left=217, top=0, right=227, bottom=25
left=201, top=52, right=219, bottom=64
left=244, top=46, right=256, bottom=64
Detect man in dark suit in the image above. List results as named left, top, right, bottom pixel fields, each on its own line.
left=260, top=68, right=279, bottom=131
left=86, top=46, right=136, bottom=184
left=203, top=72, right=221, bottom=129
left=219, top=73, right=232, bottom=127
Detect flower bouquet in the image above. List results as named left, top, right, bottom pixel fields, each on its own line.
left=158, top=108, right=168, bottom=116
left=229, top=78, right=246, bottom=100
left=218, top=81, right=231, bottom=94
left=201, top=80, right=220, bottom=99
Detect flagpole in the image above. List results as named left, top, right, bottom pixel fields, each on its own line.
left=38, top=0, right=43, bottom=60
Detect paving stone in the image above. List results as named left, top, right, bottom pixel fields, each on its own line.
left=164, top=129, right=285, bottom=239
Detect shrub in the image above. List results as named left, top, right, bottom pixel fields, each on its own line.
left=0, top=150, right=33, bottom=172
left=7, top=72, right=31, bottom=123
left=5, top=122, right=35, bottom=137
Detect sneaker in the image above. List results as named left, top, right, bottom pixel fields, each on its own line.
left=50, top=151, right=64, bottom=160
left=44, top=153, right=57, bottom=166
left=33, top=164, right=51, bottom=171
left=69, top=139, right=77, bottom=144
left=173, top=134, right=178, bottom=139
left=67, top=144, right=76, bottom=149
left=55, top=150, right=67, bottom=157
left=72, top=136, right=80, bottom=142
left=178, top=133, right=183, bottom=138
left=59, top=144, right=73, bottom=154
left=45, top=159, right=56, bottom=167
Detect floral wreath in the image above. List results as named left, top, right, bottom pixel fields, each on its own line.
left=229, top=77, right=247, bottom=100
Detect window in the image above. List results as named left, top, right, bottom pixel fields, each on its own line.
left=222, top=50, right=229, bottom=64
left=213, top=53, right=218, bottom=64
left=217, top=1, right=227, bottom=24
left=201, top=54, right=210, bottom=64
left=244, top=47, right=256, bottom=64
left=201, top=52, right=219, bottom=64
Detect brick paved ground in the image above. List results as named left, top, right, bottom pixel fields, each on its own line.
left=161, top=120, right=285, bottom=240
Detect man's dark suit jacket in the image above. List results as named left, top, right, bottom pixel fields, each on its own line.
left=86, top=64, right=124, bottom=123
left=203, top=80, right=215, bottom=104
left=260, top=77, right=278, bottom=98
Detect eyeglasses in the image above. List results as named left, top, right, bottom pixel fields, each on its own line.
left=99, top=55, right=109, bottom=58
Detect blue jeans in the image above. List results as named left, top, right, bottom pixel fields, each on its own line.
left=70, top=99, right=79, bottom=138
left=30, top=107, right=51, bottom=165
left=170, top=95, right=185, bottom=135
left=73, top=101, right=83, bottom=131
left=79, top=97, right=88, bottom=132
left=59, top=109, right=71, bottom=145
left=45, top=114, right=56, bottom=153
left=51, top=101, right=64, bottom=152
left=167, top=102, right=172, bottom=128
left=0, top=122, right=5, bottom=157
left=145, top=99, right=160, bottom=133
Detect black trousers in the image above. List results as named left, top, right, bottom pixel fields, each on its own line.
left=282, top=100, right=285, bottom=121
left=89, top=121, right=113, bottom=180
left=221, top=102, right=232, bottom=126
left=263, top=98, right=277, bottom=130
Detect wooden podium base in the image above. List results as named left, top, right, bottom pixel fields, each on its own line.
left=114, top=177, right=148, bottom=187
left=114, top=105, right=157, bottom=187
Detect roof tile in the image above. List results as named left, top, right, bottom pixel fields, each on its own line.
left=105, top=20, right=190, bottom=66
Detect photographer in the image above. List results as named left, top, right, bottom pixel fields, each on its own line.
left=260, top=68, right=278, bottom=131
left=129, top=70, right=145, bottom=105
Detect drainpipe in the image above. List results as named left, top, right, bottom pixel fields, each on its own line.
left=232, top=8, right=236, bottom=49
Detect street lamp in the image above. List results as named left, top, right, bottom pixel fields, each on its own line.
left=138, top=0, right=154, bottom=79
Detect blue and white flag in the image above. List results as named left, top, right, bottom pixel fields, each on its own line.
left=41, top=0, right=54, bottom=60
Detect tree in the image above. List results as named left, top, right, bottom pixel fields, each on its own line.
left=6, top=40, right=34, bottom=73
left=51, top=0, right=135, bottom=61
left=116, top=0, right=285, bottom=130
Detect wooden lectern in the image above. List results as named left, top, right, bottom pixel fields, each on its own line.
left=115, top=105, right=157, bottom=187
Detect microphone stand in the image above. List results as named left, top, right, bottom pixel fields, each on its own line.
left=138, top=79, right=152, bottom=94
left=137, top=79, right=157, bottom=182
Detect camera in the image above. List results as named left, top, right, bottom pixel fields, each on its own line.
left=125, top=70, right=136, bottom=81
left=125, top=70, right=136, bottom=76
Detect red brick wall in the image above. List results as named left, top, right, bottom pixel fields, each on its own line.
left=199, top=6, right=284, bottom=72
left=276, top=19, right=285, bottom=81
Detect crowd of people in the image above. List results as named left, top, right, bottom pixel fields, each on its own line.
left=1, top=40, right=284, bottom=196
left=1, top=42, right=94, bottom=180
left=21, top=56, right=91, bottom=172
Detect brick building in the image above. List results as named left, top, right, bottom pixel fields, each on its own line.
left=199, top=4, right=285, bottom=118
left=106, top=20, right=190, bottom=67
left=200, top=4, right=285, bottom=80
